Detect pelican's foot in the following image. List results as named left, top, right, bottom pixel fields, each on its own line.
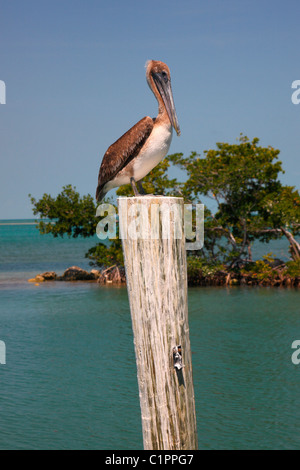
left=130, top=178, right=165, bottom=197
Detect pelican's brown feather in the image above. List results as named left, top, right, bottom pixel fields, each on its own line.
left=96, top=116, right=154, bottom=201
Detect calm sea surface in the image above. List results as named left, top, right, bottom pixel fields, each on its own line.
left=0, top=221, right=299, bottom=450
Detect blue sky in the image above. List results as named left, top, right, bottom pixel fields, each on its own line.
left=0, top=0, right=300, bottom=219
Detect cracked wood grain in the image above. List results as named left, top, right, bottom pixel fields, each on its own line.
left=118, top=196, right=198, bottom=450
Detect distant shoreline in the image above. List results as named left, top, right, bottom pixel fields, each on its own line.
left=0, top=219, right=53, bottom=226
left=0, top=222, right=37, bottom=226
left=27, top=265, right=300, bottom=288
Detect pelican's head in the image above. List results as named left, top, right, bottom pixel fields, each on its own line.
left=146, top=60, right=181, bottom=136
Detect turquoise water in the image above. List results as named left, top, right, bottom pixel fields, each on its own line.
left=0, top=221, right=300, bottom=449
left=0, top=220, right=98, bottom=283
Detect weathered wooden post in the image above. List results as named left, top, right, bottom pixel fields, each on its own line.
left=118, top=195, right=198, bottom=450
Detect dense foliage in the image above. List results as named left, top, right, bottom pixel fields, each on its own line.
left=29, top=185, right=97, bottom=238
left=169, top=135, right=300, bottom=264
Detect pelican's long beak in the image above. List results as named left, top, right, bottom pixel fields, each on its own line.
left=152, top=72, right=181, bottom=136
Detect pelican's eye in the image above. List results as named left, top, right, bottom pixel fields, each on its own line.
left=161, top=71, right=168, bottom=83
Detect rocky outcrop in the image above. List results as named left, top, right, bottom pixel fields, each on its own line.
left=41, top=271, right=57, bottom=281
left=28, top=265, right=299, bottom=287
left=28, top=271, right=57, bottom=283
left=28, top=267, right=96, bottom=283
left=28, top=274, right=45, bottom=283
left=59, top=266, right=96, bottom=281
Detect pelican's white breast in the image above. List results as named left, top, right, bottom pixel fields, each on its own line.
left=132, top=122, right=173, bottom=181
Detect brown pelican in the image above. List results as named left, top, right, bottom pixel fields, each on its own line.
left=96, top=60, right=180, bottom=202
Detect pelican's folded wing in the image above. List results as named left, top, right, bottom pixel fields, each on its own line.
left=96, top=116, right=154, bottom=201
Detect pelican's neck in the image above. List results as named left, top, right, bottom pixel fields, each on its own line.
left=147, top=74, right=169, bottom=123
